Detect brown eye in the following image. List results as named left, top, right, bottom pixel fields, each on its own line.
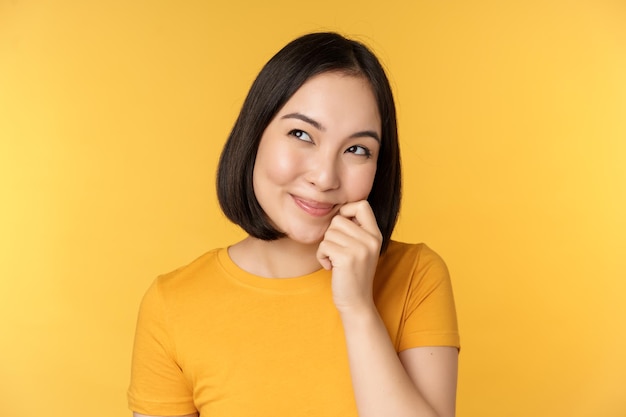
left=346, top=145, right=371, bottom=157
left=289, top=129, right=313, bottom=143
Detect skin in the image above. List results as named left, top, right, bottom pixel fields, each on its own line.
left=134, top=71, right=458, bottom=417
left=230, top=71, right=381, bottom=278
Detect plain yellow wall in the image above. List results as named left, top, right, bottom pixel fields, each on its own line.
left=1, top=1, right=624, bottom=416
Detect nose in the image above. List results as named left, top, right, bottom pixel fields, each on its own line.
left=305, top=153, right=340, bottom=191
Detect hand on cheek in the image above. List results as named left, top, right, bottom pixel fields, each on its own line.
left=316, top=200, right=382, bottom=314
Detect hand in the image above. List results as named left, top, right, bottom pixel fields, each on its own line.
left=316, top=200, right=382, bottom=314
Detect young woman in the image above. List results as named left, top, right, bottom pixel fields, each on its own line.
left=128, top=32, right=459, bottom=417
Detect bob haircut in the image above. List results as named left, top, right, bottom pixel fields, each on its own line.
left=217, top=32, right=401, bottom=253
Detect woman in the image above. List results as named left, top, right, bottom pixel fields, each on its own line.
left=128, top=32, right=459, bottom=417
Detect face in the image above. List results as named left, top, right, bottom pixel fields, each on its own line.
left=252, top=71, right=381, bottom=245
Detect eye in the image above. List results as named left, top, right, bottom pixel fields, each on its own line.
left=288, top=129, right=313, bottom=143
left=345, top=145, right=372, bottom=157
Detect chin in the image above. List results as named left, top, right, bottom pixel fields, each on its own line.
left=289, top=236, right=324, bottom=246
left=284, top=230, right=326, bottom=246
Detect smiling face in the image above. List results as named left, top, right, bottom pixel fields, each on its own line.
left=252, top=71, right=381, bottom=245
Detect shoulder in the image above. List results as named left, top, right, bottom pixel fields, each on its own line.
left=373, top=241, right=458, bottom=349
left=149, top=248, right=225, bottom=297
left=374, top=240, right=451, bottom=299
left=378, top=240, right=448, bottom=276
left=137, top=248, right=227, bottom=322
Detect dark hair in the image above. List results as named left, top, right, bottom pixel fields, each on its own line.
left=217, top=32, right=401, bottom=252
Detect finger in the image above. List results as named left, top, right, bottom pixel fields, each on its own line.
left=320, top=223, right=379, bottom=267
left=316, top=239, right=344, bottom=270
left=338, top=200, right=379, bottom=234
left=322, top=225, right=357, bottom=248
left=325, top=214, right=381, bottom=253
left=318, top=256, right=333, bottom=270
left=328, top=214, right=364, bottom=235
left=324, top=217, right=373, bottom=247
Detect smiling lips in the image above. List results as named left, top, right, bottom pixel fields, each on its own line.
left=292, top=195, right=336, bottom=217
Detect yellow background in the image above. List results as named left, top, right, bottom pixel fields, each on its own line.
left=1, top=1, right=624, bottom=416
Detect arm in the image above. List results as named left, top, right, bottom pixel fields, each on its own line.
left=128, top=278, right=198, bottom=416
left=340, top=306, right=458, bottom=417
left=317, top=201, right=458, bottom=417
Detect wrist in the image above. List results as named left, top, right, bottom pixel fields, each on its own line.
left=336, top=301, right=379, bottom=324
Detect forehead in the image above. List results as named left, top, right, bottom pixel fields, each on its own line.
left=276, top=72, right=381, bottom=132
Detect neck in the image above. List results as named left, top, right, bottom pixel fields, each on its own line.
left=228, top=236, right=323, bottom=278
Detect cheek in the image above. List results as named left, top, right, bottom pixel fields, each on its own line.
left=255, top=143, right=302, bottom=187
left=345, top=166, right=377, bottom=201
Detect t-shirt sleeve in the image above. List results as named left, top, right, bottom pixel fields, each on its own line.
left=127, top=277, right=197, bottom=415
left=397, top=245, right=460, bottom=351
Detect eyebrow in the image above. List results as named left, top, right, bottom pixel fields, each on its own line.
left=281, top=112, right=381, bottom=143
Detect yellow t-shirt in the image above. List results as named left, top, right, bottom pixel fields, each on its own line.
left=128, top=241, right=459, bottom=416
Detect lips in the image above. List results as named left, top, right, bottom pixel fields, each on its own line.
left=291, top=195, right=336, bottom=217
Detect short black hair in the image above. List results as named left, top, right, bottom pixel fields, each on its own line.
left=217, top=32, right=401, bottom=252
